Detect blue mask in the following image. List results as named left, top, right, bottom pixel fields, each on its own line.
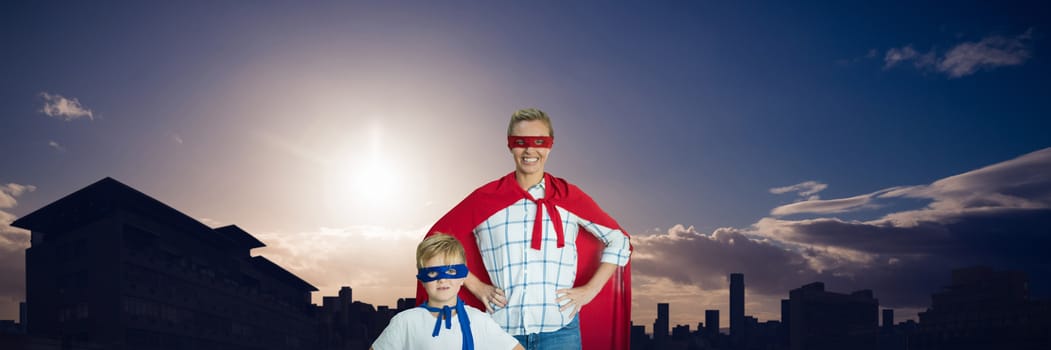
left=417, top=264, right=468, bottom=282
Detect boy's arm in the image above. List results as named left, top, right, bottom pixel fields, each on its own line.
left=464, top=272, right=506, bottom=313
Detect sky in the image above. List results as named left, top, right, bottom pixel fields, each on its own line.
left=2, top=1, right=1050, bottom=330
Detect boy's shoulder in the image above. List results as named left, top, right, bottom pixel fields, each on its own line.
left=389, top=307, right=430, bottom=323
left=392, top=304, right=491, bottom=324
left=462, top=304, right=487, bottom=318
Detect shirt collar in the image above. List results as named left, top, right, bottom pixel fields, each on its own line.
left=527, top=177, right=546, bottom=198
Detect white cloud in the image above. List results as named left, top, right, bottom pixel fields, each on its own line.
left=39, top=92, right=94, bottom=121
left=173, top=133, right=184, bottom=145
left=48, top=140, right=66, bottom=152
left=251, top=225, right=426, bottom=307
left=770, top=181, right=828, bottom=198
left=770, top=189, right=893, bottom=216
left=0, top=183, right=36, bottom=209
left=632, top=147, right=1051, bottom=324
left=884, top=46, right=919, bottom=69
left=883, top=29, right=1032, bottom=78
left=197, top=217, right=223, bottom=227
left=0, top=182, right=34, bottom=321
left=938, top=29, right=1033, bottom=78
left=883, top=46, right=937, bottom=70
left=875, top=147, right=1051, bottom=226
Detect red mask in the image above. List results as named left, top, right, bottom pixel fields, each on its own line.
left=507, top=136, right=554, bottom=149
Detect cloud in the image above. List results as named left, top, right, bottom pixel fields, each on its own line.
left=0, top=182, right=35, bottom=321
left=883, top=46, right=936, bottom=70
left=251, top=225, right=425, bottom=307
left=770, top=189, right=896, bottom=216
left=633, top=147, right=1051, bottom=325
left=876, top=147, right=1051, bottom=225
left=172, top=133, right=184, bottom=145
left=0, top=183, right=36, bottom=209
left=39, top=92, right=94, bottom=121
left=770, top=181, right=828, bottom=198
left=632, top=225, right=816, bottom=295
left=938, top=29, right=1033, bottom=78
left=883, top=29, right=1033, bottom=78
left=48, top=140, right=66, bottom=152
left=196, top=217, right=223, bottom=227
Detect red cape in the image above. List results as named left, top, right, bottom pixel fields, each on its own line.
left=418, top=172, right=632, bottom=350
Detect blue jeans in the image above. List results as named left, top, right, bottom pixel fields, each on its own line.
left=512, top=317, right=581, bottom=350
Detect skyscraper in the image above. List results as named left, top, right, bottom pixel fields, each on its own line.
left=882, top=309, right=894, bottom=329
left=19, top=302, right=26, bottom=332
left=915, top=266, right=1051, bottom=349
left=788, top=282, right=879, bottom=350
left=705, top=309, right=720, bottom=336
left=730, top=273, right=745, bottom=338
left=654, top=303, right=669, bottom=339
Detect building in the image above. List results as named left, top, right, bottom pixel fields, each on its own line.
left=629, top=323, right=648, bottom=350
left=671, top=324, right=690, bottom=341
left=318, top=286, right=375, bottom=350
left=653, top=303, right=669, bottom=340
left=20, top=302, right=27, bottom=333
left=882, top=309, right=893, bottom=329
left=788, top=282, right=878, bottom=350
left=12, top=177, right=319, bottom=349
left=395, top=298, right=416, bottom=312
left=915, top=266, right=1051, bottom=349
left=781, top=299, right=791, bottom=347
left=730, top=273, right=745, bottom=339
left=704, top=309, right=719, bottom=337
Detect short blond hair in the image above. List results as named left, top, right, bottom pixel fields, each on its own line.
left=507, top=108, right=554, bottom=137
left=416, top=234, right=466, bottom=269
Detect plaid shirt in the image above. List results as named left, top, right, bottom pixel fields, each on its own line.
left=474, top=179, right=631, bottom=335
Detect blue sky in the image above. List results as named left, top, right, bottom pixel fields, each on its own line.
left=2, top=1, right=1049, bottom=328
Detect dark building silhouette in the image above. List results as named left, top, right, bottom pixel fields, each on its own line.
left=788, top=282, right=878, bottom=350
left=629, top=324, right=648, bottom=350
left=914, top=266, right=1051, bottom=350
left=780, top=299, right=791, bottom=348
left=318, top=286, right=373, bottom=350
left=12, top=177, right=319, bottom=349
left=653, top=303, right=669, bottom=340
left=0, top=320, right=21, bottom=334
left=879, top=315, right=917, bottom=350
left=730, top=273, right=745, bottom=339
left=395, top=298, right=416, bottom=312
left=315, top=287, right=415, bottom=350
left=747, top=320, right=782, bottom=350
left=705, top=309, right=719, bottom=336
left=671, top=324, right=690, bottom=340
left=20, top=302, right=27, bottom=333
left=882, top=309, right=893, bottom=329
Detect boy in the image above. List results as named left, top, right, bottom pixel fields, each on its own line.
left=372, top=234, right=523, bottom=350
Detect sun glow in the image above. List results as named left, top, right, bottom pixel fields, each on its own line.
left=348, top=152, right=405, bottom=204
left=323, top=122, right=412, bottom=221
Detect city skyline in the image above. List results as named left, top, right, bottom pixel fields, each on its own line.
left=2, top=174, right=1051, bottom=340
left=3, top=1, right=1051, bottom=330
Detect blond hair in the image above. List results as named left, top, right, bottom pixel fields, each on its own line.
left=507, top=108, right=554, bottom=137
left=416, top=234, right=466, bottom=269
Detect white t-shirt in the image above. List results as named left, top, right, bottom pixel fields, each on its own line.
left=372, top=305, right=521, bottom=350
